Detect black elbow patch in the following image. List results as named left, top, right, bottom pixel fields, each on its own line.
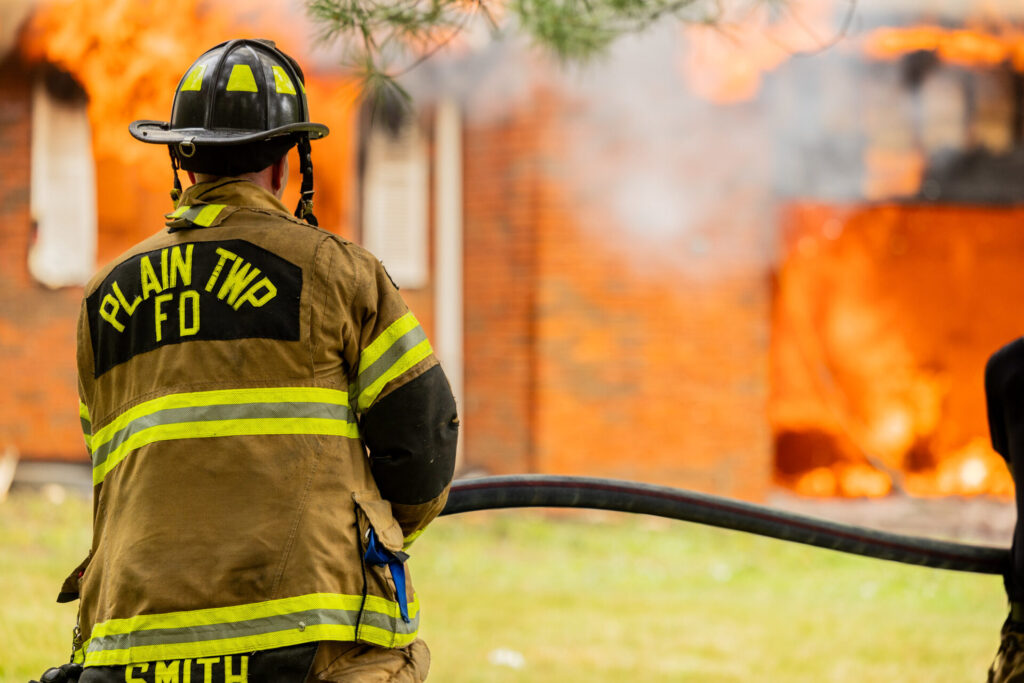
left=362, top=364, right=459, bottom=505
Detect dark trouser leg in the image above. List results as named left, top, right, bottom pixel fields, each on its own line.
left=984, top=339, right=1024, bottom=681
left=985, top=338, right=1024, bottom=601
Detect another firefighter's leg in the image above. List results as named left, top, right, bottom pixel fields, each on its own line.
left=986, top=340, right=1024, bottom=682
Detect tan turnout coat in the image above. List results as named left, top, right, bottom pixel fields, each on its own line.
left=66, top=179, right=446, bottom=668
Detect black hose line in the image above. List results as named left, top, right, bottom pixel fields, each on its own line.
left=442, top=475, right=1010, bottom=576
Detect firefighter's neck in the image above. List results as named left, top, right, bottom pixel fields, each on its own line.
left=188, top=155, right=289, bottom=199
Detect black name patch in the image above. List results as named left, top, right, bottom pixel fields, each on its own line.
left=122, top=655, right=250, bottom=682
left=87, top=240, right=302, bottom=377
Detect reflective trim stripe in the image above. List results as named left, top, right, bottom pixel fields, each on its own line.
left=164, top=204, right=224, bottom=226
left=83, top=592, right=419, bottom=666
left=90, top=388, right=357, bottom=484
left=226, top=64, right=259, bottom=92
left=403, top=528, right=426, bottom=550
left=359, top=313, right=420, bottom=373
left=179, top=64, right=206, bottom=92
left=192, top=204, right=225, bottom=226
left=352, top=313, right=433, bottom=412
left=271, top=65, right=297, bottom=95
left=354, top=339, right=432, bottom=412
left=80, top=402, right=92, bottom=453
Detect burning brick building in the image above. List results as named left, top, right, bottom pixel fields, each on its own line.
left=4, top=0, right=1024, bottom=501
left=411, top=0, right=1024, bottom=501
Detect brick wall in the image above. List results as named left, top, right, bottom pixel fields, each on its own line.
left=0, top=56, right=85, bottom=461
left=461, top=84, right=773, bottom=499
left=461, top=97, right=544, bottom=474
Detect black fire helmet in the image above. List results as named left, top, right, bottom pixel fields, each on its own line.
left=129, top=39, right=329, bottom=225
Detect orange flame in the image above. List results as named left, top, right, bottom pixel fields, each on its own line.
left=905, top=437, right=1014, bottom=498
left=864, top=25, right=1024, bottom=69
left=679, top=0, right=836, bottom=104
left=774, top=203, right=1020, bottom=500
left=793, top=463, right=893, bottom=498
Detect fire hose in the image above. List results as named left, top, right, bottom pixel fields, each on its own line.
left=441, top=475, right=1010, bottom=575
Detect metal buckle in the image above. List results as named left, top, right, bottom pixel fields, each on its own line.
left=178, top=138, right=196, bottom=158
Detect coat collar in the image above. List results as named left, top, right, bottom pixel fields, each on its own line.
left=165, top=178, right=291, bottom=230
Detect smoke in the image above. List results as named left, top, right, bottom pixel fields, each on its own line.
left=404, top=2, right=868, bottom=279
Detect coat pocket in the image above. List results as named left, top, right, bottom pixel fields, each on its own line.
left=352, top=490, right=405, bottom=553
left=352, top=490, right=415, bottom=640
left=57, top=551, right=93, bottom=603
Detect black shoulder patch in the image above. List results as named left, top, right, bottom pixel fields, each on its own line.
left=87, top=240, right=302, bottom=377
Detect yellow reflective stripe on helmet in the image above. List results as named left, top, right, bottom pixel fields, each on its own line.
left=271, top=65, right=297, bottom=95
left=83, top=592, right=419, bottom=666
left=179, top=64, right=206, bottom=92
left=89, top=387, right=357, bottom=484
left=226, top=64, right=259, bottom=92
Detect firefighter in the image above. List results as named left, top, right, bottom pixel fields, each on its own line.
left=986, top=338, right=1024, bottom=682
left=39, top=39, right=458, bottom=683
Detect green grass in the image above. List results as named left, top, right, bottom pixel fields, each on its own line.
left=0, top=492, right=1008, bottom=682
left=1, top=489, right=91, bottom=683
left=414, top=512, right=1007, bottom=682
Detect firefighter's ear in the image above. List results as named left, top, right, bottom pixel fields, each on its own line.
left=186, top=170, right=197, bottom=185
left=271, top=154, right=289, bottom=198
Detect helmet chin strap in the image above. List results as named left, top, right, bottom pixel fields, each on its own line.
left=294, top=136, right=318, bottom=226
left=169, top=146, right=183, bottom=204
left=168, top=137, right=319, bottom=224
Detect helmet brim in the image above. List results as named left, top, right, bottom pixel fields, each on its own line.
left=129, top=120, right=329, bottom=145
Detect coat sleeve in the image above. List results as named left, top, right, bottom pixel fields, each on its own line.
left=333, top=242, right=459, bottom=543
left=361, top=364, right=459, bottom=545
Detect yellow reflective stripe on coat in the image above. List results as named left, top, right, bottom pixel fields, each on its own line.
left=79, top=401, right=92, bottom=452
left=352, top=313, right=433, bottom=412
left=164, top=204, right=226, bottom=226
left=403, top=528, right=426, bottom=550
left=192, top=204, right=225, bottom=226
left=89, top=387, right=358, bottom=484
left=83, top=592, right=420, bottom=666
left=167, top=205, right=189, bottom=219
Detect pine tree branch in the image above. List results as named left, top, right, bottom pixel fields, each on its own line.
left=305, top=0, right=851, bottom=124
